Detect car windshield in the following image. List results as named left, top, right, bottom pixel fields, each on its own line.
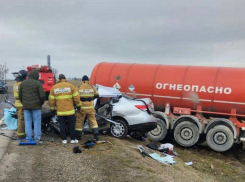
left=0, top=80, right=4, bottom=85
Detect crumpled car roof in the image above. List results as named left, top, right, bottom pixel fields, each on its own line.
left=97, top=84, right=122, bottom=97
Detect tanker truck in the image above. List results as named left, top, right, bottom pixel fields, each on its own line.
left=90, top=62, right=245, bottom=152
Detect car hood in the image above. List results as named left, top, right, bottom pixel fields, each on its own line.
left=97, top=84, right=122, bottom=97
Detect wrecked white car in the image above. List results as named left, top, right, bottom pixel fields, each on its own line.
left=82, top=85, right=161, bottom=140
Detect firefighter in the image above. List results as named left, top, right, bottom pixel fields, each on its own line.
left=13, top=70, right=28, bottom=138
left=75, top=75, right=99, bottom=141
left=49, top=74, right=81, bottom=144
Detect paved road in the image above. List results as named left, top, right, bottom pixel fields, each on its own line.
left=0, top=81, right=15, bottom=118
left=0, top=81, right=15, bottom=176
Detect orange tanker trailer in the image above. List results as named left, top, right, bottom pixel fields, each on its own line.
left=90, top=62, right=245, bottom=152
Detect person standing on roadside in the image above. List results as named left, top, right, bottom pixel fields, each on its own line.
left=49, top=74, right=81, bottom=144
left=75, top=75, right=100, bottom=141
left=19, top=69, right=46, bottom=142
left=12, top=70, right=28, bottom=139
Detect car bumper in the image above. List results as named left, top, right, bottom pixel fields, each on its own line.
left=129, top=122, right=157, bottom=133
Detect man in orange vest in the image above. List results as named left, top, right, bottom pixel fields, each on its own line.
left=13, top=70, right=28, bottom=138
left=49, top=74, right=81, bottom=144
left=75, top=75, right=99, bottom=141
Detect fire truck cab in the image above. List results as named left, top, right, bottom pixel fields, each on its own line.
left=27, top=65, right=56, bottom=99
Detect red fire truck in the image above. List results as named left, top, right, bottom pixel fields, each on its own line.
left=27, top=64, right=56, bottom=99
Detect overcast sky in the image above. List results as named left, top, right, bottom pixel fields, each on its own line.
left=1, top=0, right=245, bottom=79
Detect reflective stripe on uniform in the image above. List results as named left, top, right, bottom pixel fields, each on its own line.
left=57, top=109, right=75, bottom=116
left=91, top=126, right=98, bottom=129
left=73, top=92, right=79, bottom=97
left=75, top=128, right=83, bottom=131
left=14, top=92, right=18, bottom=98
left=50, top=107, right=55, bottom=110
left=80, top=94, right=94, bottom=97
left=15, top=103, right=23, bottom=107
left=81, top=106, right=94, bottom=109
left=55, top=95, right=72, bottom=100
left=49, top=95, right=55, bottom=99
left=17, top=132, right=25, bottom=136
left=15, top=100, right=23, bottom=107
left=76, top=102, right=81, bottom=107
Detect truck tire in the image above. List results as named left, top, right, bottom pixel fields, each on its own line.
left=145, top=118, right=167, bottom=141
left=206, top=125, right=234, bottom=152
left=174, top=121, right=199, bottom=147
left=109, top=119, right=128, bottom=139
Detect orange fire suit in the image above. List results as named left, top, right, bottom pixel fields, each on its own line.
left=49, top=79, right=81, bottom=116
left=13, top=81, right=25, bottom=138
left=75, top=81, right=99, bottom=132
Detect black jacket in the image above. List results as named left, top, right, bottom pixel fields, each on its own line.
left=19, top=69, right=46, bottom=110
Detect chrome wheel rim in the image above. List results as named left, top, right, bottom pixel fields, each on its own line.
left=111, top=123, right=125, bottom=137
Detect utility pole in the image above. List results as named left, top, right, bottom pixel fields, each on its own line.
left=3, top=62, right=9, bottom=81
left=4, top=62, right=6, bottom=81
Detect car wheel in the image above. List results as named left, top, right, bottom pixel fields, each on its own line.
left=145, top=118, right=167, bottom=141
left=206, top=125, right=234, bottom=152
left=43, top=125, right=55, bottom=135
left=109, top=119, right=128, bottom=139
left=174, top=121, right=200, bottom=147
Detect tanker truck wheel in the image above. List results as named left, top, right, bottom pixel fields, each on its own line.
left=174, top=121, right=199, bottom=147
left=145, top=118, right=167, bottom=141
left=206, top=125, right=234, bottom=152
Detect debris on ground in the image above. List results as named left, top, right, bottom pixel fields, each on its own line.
left=19, top=139, right=37, bottom=146
left=137, top=145, right=176, bottom=165
left=185, top=161, right=193, bottom=166
left=73, top=146, right=82, bottom=153
left=2, top=108, right=17, bottom=130
left=146, top=141, right=178, bottom=156
left=149, top=153, right=176, bottom=165
left=159, top=143, right=174, bottom=151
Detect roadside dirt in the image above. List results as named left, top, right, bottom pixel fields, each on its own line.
left=1, top=132, right=245, bottom=182
left=0, top=133, right=219, bottom=182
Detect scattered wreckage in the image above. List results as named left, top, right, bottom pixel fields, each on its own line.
left=137, top=142, right=177, bottom=165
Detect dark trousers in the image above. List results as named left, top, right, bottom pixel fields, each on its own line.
left=58, top=115, right=76, bottom=140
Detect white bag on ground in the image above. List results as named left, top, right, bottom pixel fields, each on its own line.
left=158, top=143, right=174, bottom=151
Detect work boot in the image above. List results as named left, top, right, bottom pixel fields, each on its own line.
left=76, top=131, right=82, bottom=140
left=17, top=135, right=26, bottom=139
left=92, top=128, right=99, bottom=141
